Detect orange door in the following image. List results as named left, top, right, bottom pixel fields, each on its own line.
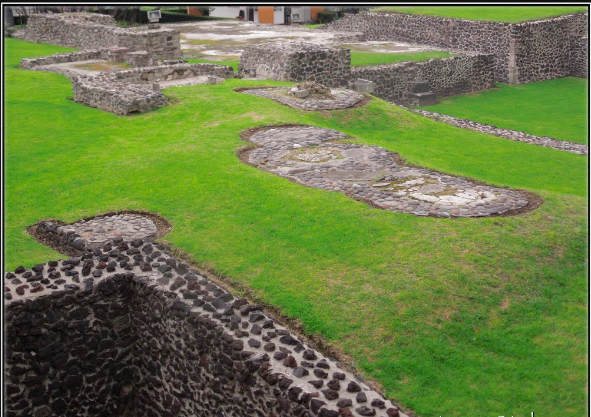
left=258, top=6, right=274, bottom=24
left=310, top=6, right=324, bottom=22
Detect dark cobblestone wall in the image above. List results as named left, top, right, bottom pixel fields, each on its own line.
left=13, top=13, right=181, bottom=59
left=512, top=13, right=589, bottom=83
left=351, top=53, right=495, bottom=104
left=4, top=234, right=404, bottom=417
left=239, top=42, right=352, bottom=88
left=323, top=11, right=588, bottom=84
left=5, top=276, right=136, bottom=417
left=323, top=12, right=512, bottom=82
left=570, top=36, right=588, bottom=78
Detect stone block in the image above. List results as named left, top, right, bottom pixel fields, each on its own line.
left=408, top=92, right=437, bottom=106
left=353, top=79, right=375, bottom=93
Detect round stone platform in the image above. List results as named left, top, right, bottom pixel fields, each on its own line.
left=243, top=126, right=534, bottom=217
left=61, top=213, right=158, bottom=248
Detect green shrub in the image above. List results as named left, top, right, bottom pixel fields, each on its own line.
left=316, top=11, right=342, bottom=24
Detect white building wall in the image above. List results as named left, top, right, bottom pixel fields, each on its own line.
left=211, top=6, right=244, bottom=19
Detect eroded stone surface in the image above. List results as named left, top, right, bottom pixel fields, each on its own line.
left=241, top=87, right=365, bottom=111
left=245, top=126, right=532, bottom=217
left=5, top=218, right=407, bottom=417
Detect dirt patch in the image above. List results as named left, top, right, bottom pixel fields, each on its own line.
left=73, top=62, right=130, bottom=71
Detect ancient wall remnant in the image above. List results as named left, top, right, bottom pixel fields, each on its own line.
left=238, top=42, right=352, bottom=88
left=351, top=53, right=495, bottom=105
left=511, top=14, right=589, bottom=83
left=238, top=42, right=495, bottom=106
left=5, top=216, right=406, bottom=417
left=13, top=12, right=181, bottom=59
left=570, top=36, right=588, bottom=79
left=71, top=63, right=234, bottom=115
left=322, top=11, right=588, bottom=84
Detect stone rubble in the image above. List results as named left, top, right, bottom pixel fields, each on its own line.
left=411, top=108, right=588, bottom=155
left=244, top=126, right=535, bottom=217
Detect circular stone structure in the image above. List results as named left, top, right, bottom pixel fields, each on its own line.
left=244, top=126, right=534, bottom=217
left=239, top=87, right=365, bottom=111
left=62, top=213, right=158, bottom=248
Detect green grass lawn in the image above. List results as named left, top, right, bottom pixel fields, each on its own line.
left=351, top=51, right=453, bottom=67
left=418, top=79, right=589, bottom=144
left=301, top=23, right=325, bottom=29
left=186, top=57, right=239, bottom=72
left=372, top=6, right=588, bottom=22
left=5, top=38, right=588, bottom=417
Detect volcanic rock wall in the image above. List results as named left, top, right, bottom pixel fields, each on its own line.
left=13, top=13, right=181, bottom=59
left=323, top=11, right=588, bottom=84
left=570, top=36, right=588, bottom=79
left=5, top=229, right=405, bottom=417
left=5, top=274, right=136, bottom=417
left=351, top=53, right=495, bottom=104
left=238, top=42, right=352, bottom=88
left=70, top=63, right=234, bottom=115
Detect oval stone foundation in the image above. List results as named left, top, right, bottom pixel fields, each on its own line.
left=242, top=125, right=536, bottom=217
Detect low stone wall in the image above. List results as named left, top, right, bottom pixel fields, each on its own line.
left=5, top=230, right=405, bottom=417
left=67, top=64, right=231, bottom=115
left=20, top=49, right=107, bottom=68
left=570, top=36, right=588, bottom=79
left=239, top=42, right=352, bottom=88
left=13, top=12, right=181, bottom=59
left=351, top=53, right=495, bottom=104
left=107, top=63, right=234, bottom=84
left=72, top=75, right=167, bottom=115
left=323, top=11, right=588, bottom=84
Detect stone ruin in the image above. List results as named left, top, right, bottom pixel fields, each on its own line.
left=321, top=11, right=588, bottom=84
left=241, top=125, right=537, bottom=218
left=5, top=213, right=407, bottom=417
left=238, top=42, right=496, bottom=106
left=22, top=51, right=233, bottom=116
left=13, top=12, right=181, bottom=60
left=14, top=12, right=239, bottom=115
left=71, top=63, right=233, bottom=115
left=238, top=42, right=352, bottom=88
left=237, top=81, right=365, bottom=111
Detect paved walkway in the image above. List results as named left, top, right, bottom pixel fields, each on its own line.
left=245, top=125, right=534, bottom=217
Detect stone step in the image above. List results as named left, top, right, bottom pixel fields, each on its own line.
left=408, top=92, right=437, bottom=106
